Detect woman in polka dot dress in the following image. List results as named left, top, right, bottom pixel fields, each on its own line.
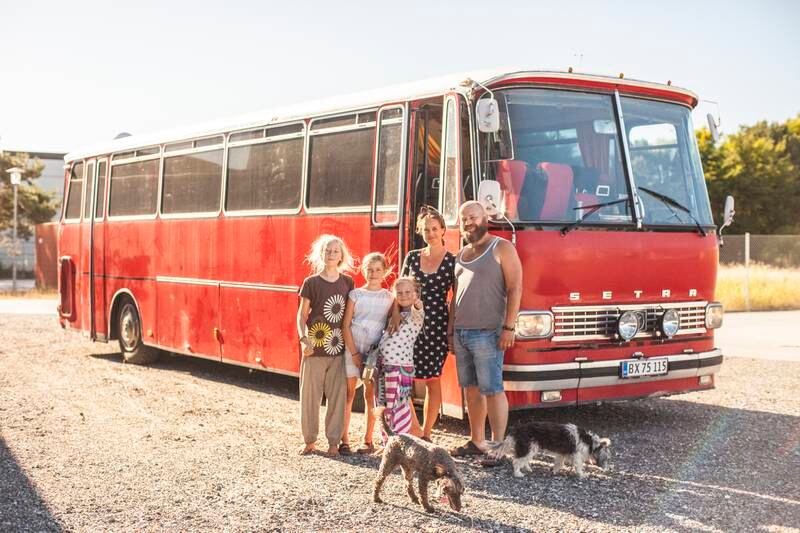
left=400, top=206, right=455, bottom=441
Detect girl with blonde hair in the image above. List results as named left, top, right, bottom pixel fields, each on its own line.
left=376, top=276, right=424, bottom=440
left=340, top=252, right=394, bottom=454
left=296, top=234, right=355, bottom=456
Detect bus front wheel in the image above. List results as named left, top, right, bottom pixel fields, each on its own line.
left=118, top=299, right=161, bottom=365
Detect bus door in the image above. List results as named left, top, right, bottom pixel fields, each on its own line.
left=441, top=92, right=475, bottom=418
left=408, top=94, right=474, bottom=251
left=79, top=160, right=95, bottom=336
left=91, top=159, right=109, bottom=339
left=408, top=99, right=443, bottom=251
left=411, top=92, right=476, bottom=419
left=59, top=163, right=82, bottom=322
left=370, top=104, right=408, bottom=267
left=439, top=93, right=476, bottom=246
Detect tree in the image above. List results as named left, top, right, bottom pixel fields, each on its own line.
left=0, top=151, right=58, bottom=240
left=698, top=114, right=800, bottom=234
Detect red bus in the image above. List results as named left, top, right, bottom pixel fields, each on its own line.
left=58, top=69, right=726, bottom=417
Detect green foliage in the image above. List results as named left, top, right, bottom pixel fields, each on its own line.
left=0, top=152, right=57, bottom=240
left=698, top=114, right=800, bottom=234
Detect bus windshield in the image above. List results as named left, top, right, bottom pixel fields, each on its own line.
left=479, top=88, right=632, bottom=225
left=478, top=88, right=713, bottom=228
left=621, top=97, right=714, bottom=227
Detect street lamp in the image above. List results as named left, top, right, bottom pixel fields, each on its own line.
left=6, top=167, right=23, bottom=293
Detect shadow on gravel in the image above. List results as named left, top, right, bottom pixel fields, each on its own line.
left=374, top=501, right=533, bottom=532
left=0, top=438, right=62, bottom=532
left=88, top=350, right=300, bottom=401
left=88, top=350, right=799, bottom=531
left=456, top=400, right=800, bottom=532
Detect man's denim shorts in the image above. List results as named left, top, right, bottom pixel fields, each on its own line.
left=453, top=328, right=504, bottom=395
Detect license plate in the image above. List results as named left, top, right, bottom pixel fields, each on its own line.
left=620, top=357, right=668, bottom=378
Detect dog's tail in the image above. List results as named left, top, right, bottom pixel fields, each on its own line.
left=374, top=406, right=394, bottom=437
left=484, top=436, right=515, bottom=459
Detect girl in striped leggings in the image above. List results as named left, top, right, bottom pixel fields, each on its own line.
left=376, top=277, right=424, bottom=441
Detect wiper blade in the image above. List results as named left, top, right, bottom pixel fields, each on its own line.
left=560, top=197, right=630, bottom=236
left=637, top=187, right=707, bottom=236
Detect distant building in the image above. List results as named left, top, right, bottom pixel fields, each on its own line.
left=25, top=151, right=67, bottom=218
left=1, top=150, right=65, bottom=277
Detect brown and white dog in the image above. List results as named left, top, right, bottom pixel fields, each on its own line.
left=487, top=421, right=611, bottom=479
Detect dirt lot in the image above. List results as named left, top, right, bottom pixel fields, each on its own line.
left=1, top=313, right=799, bottom=532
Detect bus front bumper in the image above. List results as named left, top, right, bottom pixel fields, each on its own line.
left=502, top=348, right=722, bottom=394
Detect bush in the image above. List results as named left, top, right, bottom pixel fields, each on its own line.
left=716, top=263, right=800, bottom=311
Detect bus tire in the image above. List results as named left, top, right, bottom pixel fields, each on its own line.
left=117, top=299, right=161, bottom=365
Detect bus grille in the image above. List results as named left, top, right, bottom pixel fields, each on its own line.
left=551, top=301, right=707, bottom=342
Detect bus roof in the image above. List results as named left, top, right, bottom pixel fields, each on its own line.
left=64, top=68, right=697, bottom=163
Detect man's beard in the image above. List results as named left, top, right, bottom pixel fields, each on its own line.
left=464, top=223, right=488, bottom=244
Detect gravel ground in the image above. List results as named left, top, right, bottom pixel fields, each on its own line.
left=1, top=314, right=798, bottom=532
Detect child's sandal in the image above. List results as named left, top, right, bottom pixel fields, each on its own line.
left=355, top=442, right=375, bottom=454
left=338, top=442, right=353, bottom=456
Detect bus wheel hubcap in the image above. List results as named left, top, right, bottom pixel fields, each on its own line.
left=121, top=307, right=138, bottom=350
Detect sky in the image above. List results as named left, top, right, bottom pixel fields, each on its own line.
left=1, top=0, right=798, bottom=154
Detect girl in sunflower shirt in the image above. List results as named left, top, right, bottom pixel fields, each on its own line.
left=297, top=234, right=355, bottom=456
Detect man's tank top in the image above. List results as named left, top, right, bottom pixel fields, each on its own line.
left=453, top=237, right=507, bottom=329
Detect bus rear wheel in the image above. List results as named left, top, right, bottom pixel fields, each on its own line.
left=118, top=299, right=161, bottom=365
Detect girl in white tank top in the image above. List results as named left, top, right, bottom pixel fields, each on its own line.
left=341, top=253, right=394, bottom=454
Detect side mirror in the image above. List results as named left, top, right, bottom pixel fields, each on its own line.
left=476, top=98, right=500, bottom=133
left=707, top=113, right=720, bottom=142
left=477, top=180, right=502, bottom=217
left=722, top=195, right=735, bottom=228
left=718, top=195, right=735, bottom=245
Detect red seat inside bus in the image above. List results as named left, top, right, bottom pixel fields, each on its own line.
left=504, top=162, right=615, bottom=220
left=496, top=160, right=527, bottom=219
left=572, top=166, right=613, bottom=208
left=514, top=162, right=575, bottom=220
left=512, top=162, right=561, bottom=220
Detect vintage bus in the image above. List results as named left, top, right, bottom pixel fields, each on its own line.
left=58, top=68, right=726, bottom=417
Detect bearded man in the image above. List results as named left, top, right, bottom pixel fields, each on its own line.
left=448, top=201, right=522, bottom=466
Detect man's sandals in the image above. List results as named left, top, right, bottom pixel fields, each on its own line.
left=449, top=440, right=483, bottom=457
left=450, top=440, right=504, bottom=467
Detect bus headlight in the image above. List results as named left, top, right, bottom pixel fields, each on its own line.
left=705, top=303, right=724, bottom=329
left=617, top=311, right=639, bottom=341
left=516, top=312, right=554, bottom=339
left=660, top=309, right=680, bottom=338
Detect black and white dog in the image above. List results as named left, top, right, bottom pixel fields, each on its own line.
left=487, top=421, right=611, bottom=479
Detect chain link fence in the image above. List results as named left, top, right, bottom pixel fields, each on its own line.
left=0, top=237, right=35, bottom=279
left=719, top=234, right=800, bottom=268
left=718, top=234, right=800, bottom=311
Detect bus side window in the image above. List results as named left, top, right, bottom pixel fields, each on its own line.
left=83, top=161, right=95, bottom=220
left=441, top=98, right=458, bottom=223
left=64, top=162, right=85, bottom=221
left=411, top=104, right=443, bottom=213
left=95, top=161, right=107, bottom=219
left=108, top=159, right=159, bottom=217
left=226, top=134, right=304, bottom=212
left=460, top=97, right=474, bottom=203
left=162, top=149, right=224, bottom=215
left=373, top=108, right=404, bottom=225
left=307, top=113, right=376, bottom=210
